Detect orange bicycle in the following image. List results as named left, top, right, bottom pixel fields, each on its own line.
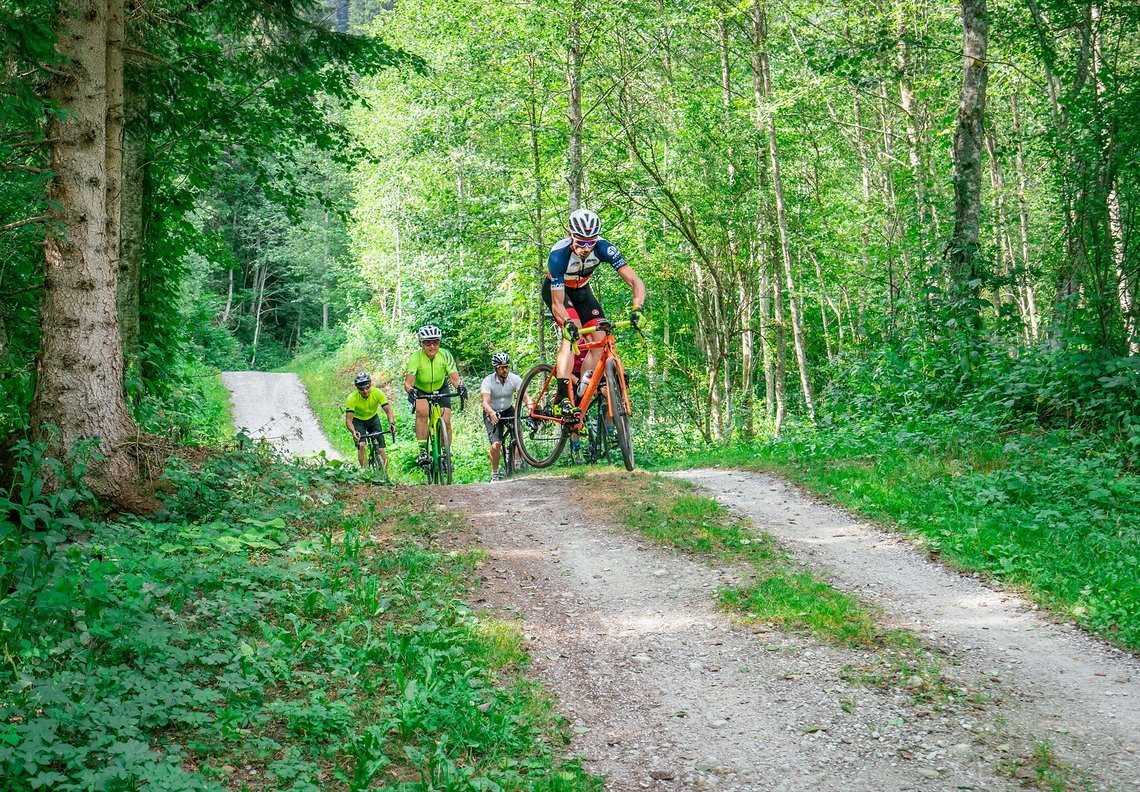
left=514, top=318, right=636, bottom=471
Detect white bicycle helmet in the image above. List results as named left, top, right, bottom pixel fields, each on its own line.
left=417, top=325, right=443, bottom=341
left=491, top=352, right=510, bottom=367
left=568, top=208, right=600, bottom=240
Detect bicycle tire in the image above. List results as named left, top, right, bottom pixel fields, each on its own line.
left=367, top=435, right=383, bottom=472
left=500, top=425, right=514, bottom=479
left=606, top=358, right=634, bottom=471
left=596, top=399, right=613, bottom=464
left=514, top=364, right=568, bottom=468
left=439, top=420, right=453, bottom=485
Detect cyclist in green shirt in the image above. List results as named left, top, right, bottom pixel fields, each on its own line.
left=345, top=372, right=396, bottom=468
left=403, top=325, right=466, bottom=467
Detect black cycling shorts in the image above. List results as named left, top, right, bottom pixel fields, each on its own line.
left=410, top=388, right=452, bottom=411
left=542, top=278, right=606, bottom=329
left=484, top=408, right=515, bottom=444
left=350, top=414, right=385, bottom=446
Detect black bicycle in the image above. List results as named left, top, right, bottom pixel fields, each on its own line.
left=584, top=394, right=613, bottom=465
left=497, top=411, right=528, bottom=479
left=359, top=426, right=396, bottom=478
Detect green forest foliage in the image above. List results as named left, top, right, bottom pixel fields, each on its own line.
left=0, top=442, right=600, bottom=789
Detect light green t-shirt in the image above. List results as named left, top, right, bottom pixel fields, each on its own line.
left=405, top=348, right=457, bottom=392
left=345, top=388, right=389, bottom=421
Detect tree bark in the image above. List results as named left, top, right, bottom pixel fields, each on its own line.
left=753, top=0, right=815, bottom=422
left=118, top=36, right=144, bottom=366
left=567, top=0, right=585, bottom=210
left=32, top=0, right=139, bottom=503
left=947, top=0, right=989, bottom=316
left=1009, top=94, right=1040, bottom=340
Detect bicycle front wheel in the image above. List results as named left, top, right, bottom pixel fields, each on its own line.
left=439, top=421, right=453, bottom=485
left=515, top=364, right=568, bottom=468
left=606, top=358, right=634, bottom=471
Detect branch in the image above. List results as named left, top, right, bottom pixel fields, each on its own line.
left=1, top=216, right=47, bottom=235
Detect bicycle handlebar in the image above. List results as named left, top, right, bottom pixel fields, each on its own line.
left=412, top=387, right=466, bottom=411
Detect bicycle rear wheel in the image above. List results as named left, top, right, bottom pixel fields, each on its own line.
left=606, top=358, right=634, bottom=471
left=515, top=364, right=568, bottom=468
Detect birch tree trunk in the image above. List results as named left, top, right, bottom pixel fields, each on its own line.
left=1009, top=95, right=1040, bottom=340
left=947, top=0, right=989, bottom=318
left=567, top=0, right=585, bottom=210
left=754, top=0, right=816, bottom=421
left=527, top=53, right=549, bottom=359
left=32, top=0, right=139, bottom=503
left=1091, top=4, right=1137, bottom=354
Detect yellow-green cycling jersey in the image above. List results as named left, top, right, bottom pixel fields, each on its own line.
left=345, top=388, right=388, bottom=421
left=405, top=348, right=457, bottom=393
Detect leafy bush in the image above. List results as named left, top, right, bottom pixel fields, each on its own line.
left=0, top=444, right=598, bottom=790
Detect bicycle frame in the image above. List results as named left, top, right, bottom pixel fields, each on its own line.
left=414, top=388, right=464, bottom=484
left=526, top=319, right=632, bottom=432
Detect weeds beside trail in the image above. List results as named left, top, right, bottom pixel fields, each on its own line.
left=0, top=443, right=600, bottom=790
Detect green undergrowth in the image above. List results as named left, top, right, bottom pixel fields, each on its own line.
left=593, top=473, right=961, bottom=706
left=290, top=352, right=491, bottom=485
left=0, top=440, right=600, bottom=791
left=661, top=415, right=1140, bottom=652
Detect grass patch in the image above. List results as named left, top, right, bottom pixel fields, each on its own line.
left=586, top=471, right=971, bottom=707
left=588, top=473, right=878, bottom=646
left=0, top=442, right=601, bottom=790
left=656, top=420, right=1140, bottom=651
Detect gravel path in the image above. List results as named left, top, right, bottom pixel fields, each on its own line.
left=672, top=469, right=1139, bottom=788
left=444, top=476, right=1140, bottom=791
left=220, top=371, right=342, bottom=459
left=220, top=371, right=1138, bottom=789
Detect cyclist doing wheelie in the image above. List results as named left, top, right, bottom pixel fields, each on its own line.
left=543, top=209, right=646, bottom=419
left=346, top=372, right=395, bottom=468
left=481, top=352, right=524, bottom=482
left=404, top=325, right=466, bottom=468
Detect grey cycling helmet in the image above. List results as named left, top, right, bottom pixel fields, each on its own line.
left=417, top=325, right=443, bottom=341
left=568, top=208, right=600, bottom=240
left=354, top=371, right=371, bottom=387
left=491, top=352, right=510, bottom=367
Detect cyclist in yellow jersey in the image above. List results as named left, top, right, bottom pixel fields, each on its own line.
left=403, top=325, right=466, bottom=466
left=345, top=371, right=396, bottom=468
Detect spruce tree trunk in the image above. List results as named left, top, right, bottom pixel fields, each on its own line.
left=118, top=63, right=144, bottom=367
left=32, top=0, right=139, bottom=503
left=947, top=0, right=989, bottom=319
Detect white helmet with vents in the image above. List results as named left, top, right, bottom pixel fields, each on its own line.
left=568, top=208, right=600, bottom=240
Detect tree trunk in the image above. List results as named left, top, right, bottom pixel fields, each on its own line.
left=118, top=44, right=144, bottom=366
left=1090, top=4, right=1137, bottom=354
left=947, top=0, right=989, bottom=317
left=896, top=0, right=927, bottom=229
left=1009, top=94, right=1040, bottom=340
left=754, top=0, right=815, bottom=422
left=772, top=276, right=787, bottom=435
left=249, top=262, right=267, bottom=368
left=32, top=0, right=139, bottom=503
left=567, top=1, right=585, bottom=210
left=527, top=53, right=549, bottom=360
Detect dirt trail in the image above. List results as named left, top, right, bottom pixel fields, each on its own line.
left=221, top=371, right=342, bottom=459
left=227, top=372, right=1137, bottom=789
left=446, top=475, right=1138, bottom=791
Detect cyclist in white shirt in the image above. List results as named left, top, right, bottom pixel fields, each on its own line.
left=481, top=352, right=524, bottom=481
